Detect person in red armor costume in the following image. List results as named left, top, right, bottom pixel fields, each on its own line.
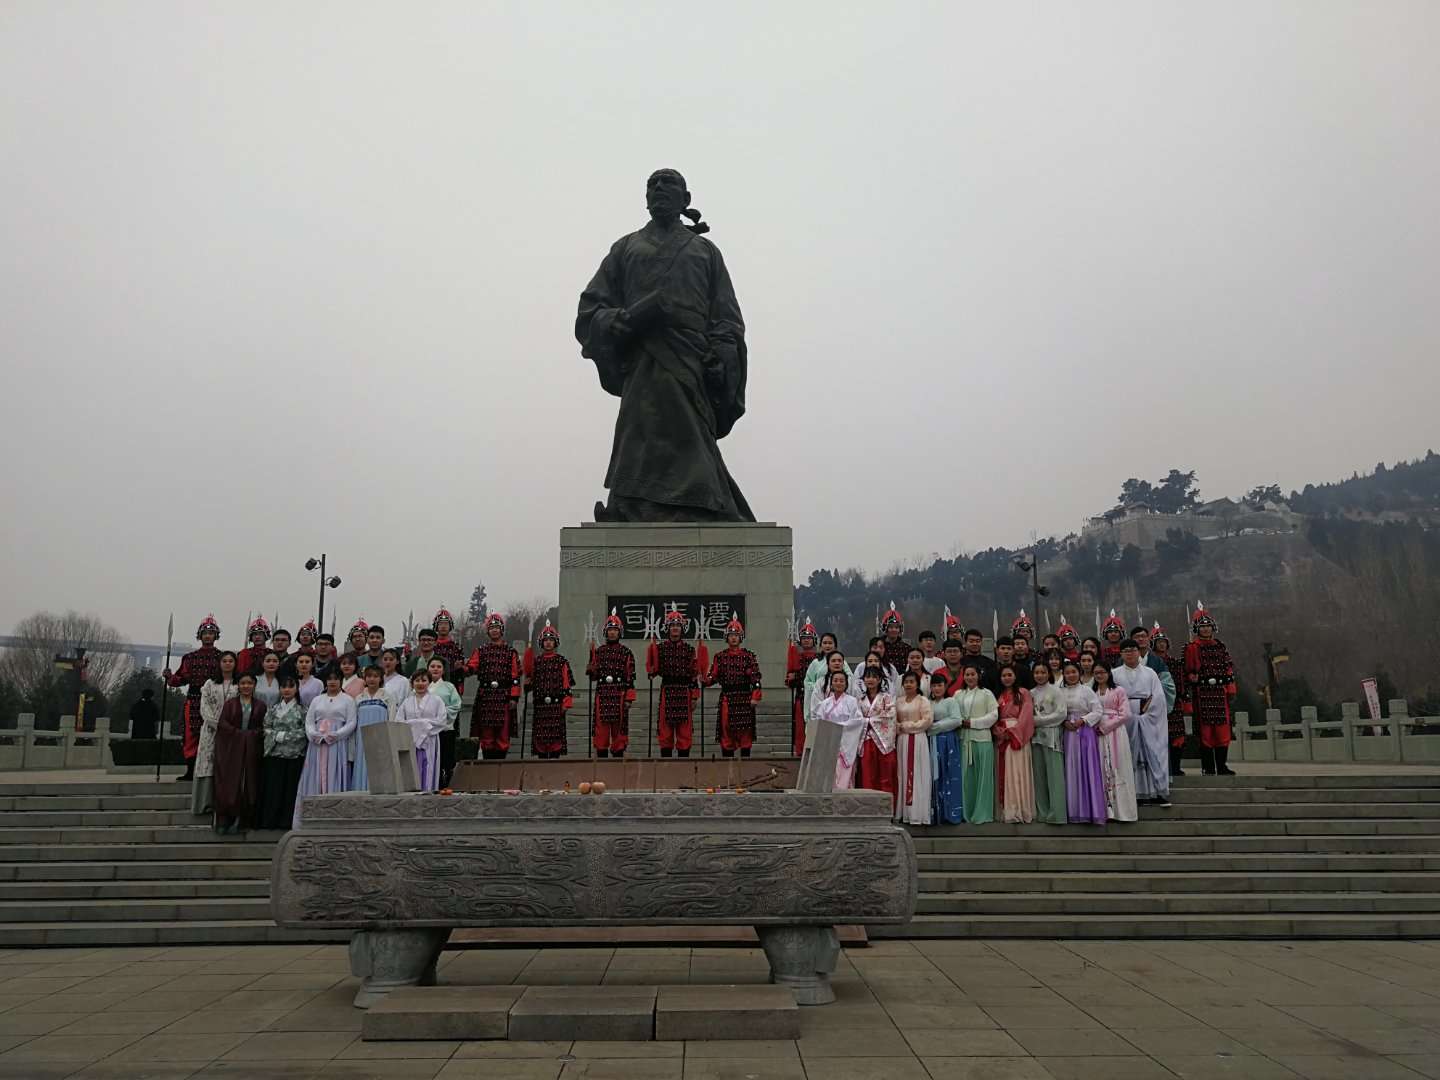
left=1152, top=623, right=1188, bottom=777
left=430, top=608, right=467, bottom=695
left=588, top=609, right=636, bottom=758
left=347, top=618, right=370, bottom=660
left=165, top=615, right=224, bottom=781
left=878, top=603, right=912, bottom=677
left=236, top=615, right=271, bottom=677
left=1099, top=609, right=1126, bottom=669
left=1011, top=609, right=1035, bottom=646
left=647, top=605, right=704, bottom=758
left=465, top=613, right=520, bottom=759
left=1183, top=602, right=1238, bottom=776
left=706, top=616, right=763, bottom=758
left=524, top=620, right=574, bottom=759
left=784, top=616, right=819, bottom=756
left=1055, top=617, right=1081, bottom=661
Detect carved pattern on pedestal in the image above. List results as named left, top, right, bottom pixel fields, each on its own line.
left=298, top=791, right=891, bottom=823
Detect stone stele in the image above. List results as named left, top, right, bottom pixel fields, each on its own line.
left=270, top=789, right=915, bottom=1007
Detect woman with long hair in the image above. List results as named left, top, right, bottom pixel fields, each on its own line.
left=855, top=665, right=898, bottom=808
left=1094, top=661, right=1138, bottom=822
left=894, top=669, right=933, bottom=825
left=813, top=668, right=864, bottom=790
left=194, top=651, right=238, bottom=817
left=259, top=676, right=307, bottom=830
left=213, top=671, right=266, bottom=834
left=350, top=663, right=394, bottom=792
left=254, top=651, right=283, bottom=709
left=956, top=662, right=998, bottom=825
left=339, top=652, right=363, bottom=697
left=994, top=664, right=1035, bottom=824
left=1029, top=660, right=1068, bottom=825
left=395, top=668, right=448, bottom=791
left=928, top=670, right=965, bottom=823
left=1060, top=659, right=1106, bottom=825
left=295, top=669, right=357, bottom=826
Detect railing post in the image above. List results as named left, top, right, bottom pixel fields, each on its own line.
left=1340, top=701, right=1360, bottom=761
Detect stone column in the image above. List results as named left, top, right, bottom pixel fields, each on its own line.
left=757, top=925, right=841, bottom=1006
left=348, top=928, right=452, bottom=1008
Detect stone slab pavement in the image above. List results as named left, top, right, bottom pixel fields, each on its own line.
left=3, top=939, right=1440, bottom=1078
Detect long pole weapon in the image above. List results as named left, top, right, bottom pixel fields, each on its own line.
left=697, top=604, right=708, bottom=760
left=646, top=604, right=657, bottom=759
left=516, top=617, right=535, bottom=760
left=585, top=611, right=596, bottom=761
left=155, top=613, right=174, bottom=783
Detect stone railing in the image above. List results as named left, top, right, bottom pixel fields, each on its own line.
left=0, top=713, right=117, bottom=770
left=1231, top=701, right=1440, bottom=764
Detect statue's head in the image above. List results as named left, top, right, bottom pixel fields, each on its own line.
left=646, top=169, right=690, bottom=223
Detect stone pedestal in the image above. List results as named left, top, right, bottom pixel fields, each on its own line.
left=559, top=522, right=794, bottom=689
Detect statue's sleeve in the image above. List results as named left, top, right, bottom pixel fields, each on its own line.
left=705, top=243, right=748, bottom=439
left=576, top=237, right=629, bottom=398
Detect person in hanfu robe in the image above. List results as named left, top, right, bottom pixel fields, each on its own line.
left=902, top=648, right=932, bottom=699
left=994, top=665, right=1035, bottom=824
left=427, top=659, right=463, bottom=786
left=259, top=677, right=307, bottom=830
left=705, top=616, right=762, bottom=758
left=855, top=666, right=898, bottom=808
left=589, top=611, right=636, bottom=758
left=213, top=672, right=266, bottom=834
left=350, top=664, right=395, bottom=792
left=853, top=650, right=901, bottom=704
left=381, top=649, right=411, bottom=712
left=293, top=652, right=324, bottom=710
left=1152, top=625, right=1188, bottom=777
left=339, top=652, right=364, bottom=698
left=1093, top=663, right=1137, bottom=823
left=466, top=612, right=521, bottom=759
left=295, top=670, right=356, bottom=827
left=928, top=671, right=965, bottom=824
left=194, top=652, right=238, bottom=816
left=1099, top=609, right=1127, bottom=670
left=784, top=618, right=820, bottom=756
left=526, top=621, right=574, bottom=759
left=575, top=168, right=753, bottom=522
left=396, top=670, right=448, bottom=791
left=1060, top=660, right=1106, bottom=825
left=254, top=651, right=283, bottom=709
left=894, top=671, right=934, bottom=825
left=955, top=664, right=998, bottom=825
left=1029, top=661, right=1068, bottom=825
left=1114, top=639, right=1172, bottom=806
left=1183, top=603, right=1238, bottom=776
left=807, top=649, right=848, bottom=718
left=166, top=615, right=224, bottom=782
left=813, top=671, right=865, bottom=790
left=648, top=607, right=703, bottom=758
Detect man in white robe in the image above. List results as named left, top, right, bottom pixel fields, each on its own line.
left=1113, top=640, right=1171, bottom=807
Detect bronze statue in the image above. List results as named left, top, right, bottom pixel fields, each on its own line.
left=576, top=169, right=754, bottom=522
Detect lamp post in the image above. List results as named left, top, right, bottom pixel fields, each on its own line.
left=305, top=555, right=343, bottom=631
left=1012, top=552, right=1050, bottom=626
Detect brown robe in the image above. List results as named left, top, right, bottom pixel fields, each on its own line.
left=214, top=697, right=265, bottom=823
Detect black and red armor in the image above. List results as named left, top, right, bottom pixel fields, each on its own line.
left=649, top=637, right=700, bottom=753
left=528, top=651, right=574, bottom=756
left=467, top=641, right=520, bottom=753
left=706, top=646, right=762, bottom=753
left=588, top=640, right=635, bottom=754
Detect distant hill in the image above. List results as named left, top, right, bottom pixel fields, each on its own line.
left=795, top=451, right=1440, bottom=715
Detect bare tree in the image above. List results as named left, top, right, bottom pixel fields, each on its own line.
left=501, top=597, right=559, bottom=649
left=0, top=611, right=130, bottom=697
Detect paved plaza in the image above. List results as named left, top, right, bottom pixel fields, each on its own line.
left=1, top=939, right=1439, bottom=1078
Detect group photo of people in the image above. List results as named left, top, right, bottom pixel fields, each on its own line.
left=159, top=598, right=1236, bottom=834
left=788, top=603, right=1238, bottom=828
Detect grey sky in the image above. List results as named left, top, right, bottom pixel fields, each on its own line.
left=2, top=1, right=1437, bottom=645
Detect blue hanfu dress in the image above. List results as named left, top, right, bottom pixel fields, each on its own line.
left=294, top=690, right=357, bottom=827
left=350, top=691, right=394, bottom=792
left=929, top=694, right=965, bottom=824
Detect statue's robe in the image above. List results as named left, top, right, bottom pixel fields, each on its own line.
left=576, top=221, right=754, bottom=521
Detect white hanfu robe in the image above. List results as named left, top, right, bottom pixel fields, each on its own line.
left=396, top=691, right=448, bottom=791
left=894, top=693, right=934, bottom=825
left=1112, top=662, right=1170, bottom=800
left=813, top=691, right=865, bottom=789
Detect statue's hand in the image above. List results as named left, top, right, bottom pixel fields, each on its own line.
left=610, top=310, right=633, bottom=342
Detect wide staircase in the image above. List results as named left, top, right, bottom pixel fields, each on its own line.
left=0, top=781, right=341, bottom=947
left=880, top=771, right=1440, bottom=939
left=4, top=723, right=1438, bottom=945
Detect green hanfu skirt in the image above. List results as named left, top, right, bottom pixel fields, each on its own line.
left=961, top=739, right=996, bottom=825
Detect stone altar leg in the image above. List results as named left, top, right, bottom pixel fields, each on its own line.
left=349, top=928, right=451, bottom=1008
left=757, top=925, right=840, bottom=1005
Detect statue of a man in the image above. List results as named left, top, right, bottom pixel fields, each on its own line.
left=576, top=169, right=754, bottom=522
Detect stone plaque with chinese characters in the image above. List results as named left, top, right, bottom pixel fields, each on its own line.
left=606, top=596, right=745, bottom=641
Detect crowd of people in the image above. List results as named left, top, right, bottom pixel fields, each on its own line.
left=159, top=601, right=1237, bottom=832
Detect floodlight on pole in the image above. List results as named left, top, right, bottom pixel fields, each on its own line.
left=306, top=554, right=342, bottom=631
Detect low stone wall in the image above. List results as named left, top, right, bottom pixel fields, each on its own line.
left=0, top=714, right=116, bottom=770
left=1233, top=700, right=1440, bottom=764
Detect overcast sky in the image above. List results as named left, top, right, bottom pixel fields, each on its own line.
left=2, top=1, right=1437, bottom=646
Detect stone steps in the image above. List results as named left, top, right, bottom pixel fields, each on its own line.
left=914, top=819, right=1440, bottom=839
left=0, top=918, right=347, bottom=947
left=918, top=834, right=1439, bottom=855
left=0, top=859, right=271, bottom=881
left=918, top=852, right=1440, bottom=872
left=920, top=870, right=1440, bottom=893
left=872, top=913, right=1440, bottom=938
left=912, top=891, right=1440, bottom=915
left=0, top=842, right=277, bottom=862
left=0, top=895, right=272, bottom=922
left=0, top=878, right=271, bottom=900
